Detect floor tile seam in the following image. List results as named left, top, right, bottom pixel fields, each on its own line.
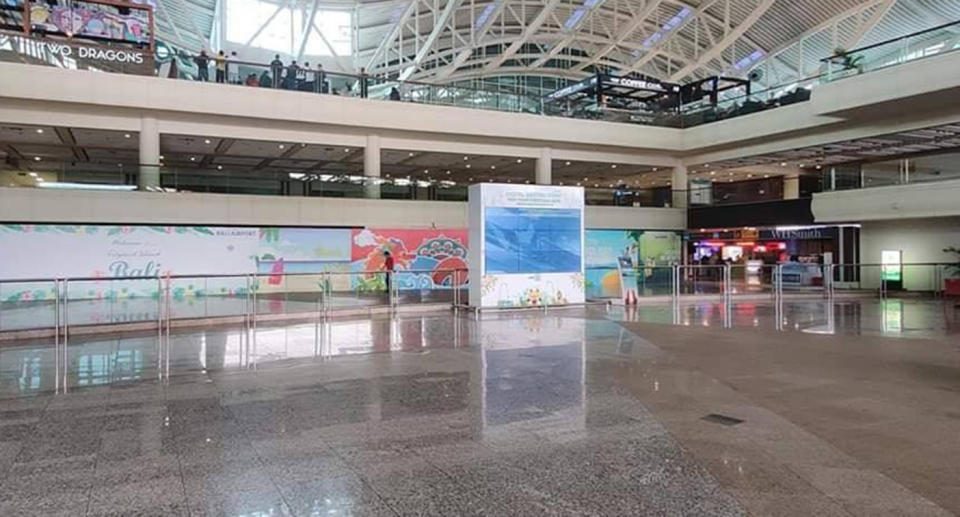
left=609, top=322, right=903, bottom=512
left=221, top=403, right=298, bottom=516
left=418, top=454, right=515, bottom=515
left=314, top=434, right=401, bottom=516
left=614, top=324, right=960, bottom=511
left=81, top=406, right=113, bottom=517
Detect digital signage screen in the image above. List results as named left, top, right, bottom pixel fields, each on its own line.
left=484, top=207, right=582, bottom=274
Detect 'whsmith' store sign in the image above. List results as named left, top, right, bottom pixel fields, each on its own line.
left=0, top=32, right=154, bottom=75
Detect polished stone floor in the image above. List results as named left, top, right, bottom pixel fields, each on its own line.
left=1, top=304, right=958, bottom=516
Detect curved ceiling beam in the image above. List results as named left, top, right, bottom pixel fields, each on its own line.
left=483, top=0, right=564, bottom=71
left=571, top=0, right=664, bottom=72
left=667, top=0, right=775, bottom=81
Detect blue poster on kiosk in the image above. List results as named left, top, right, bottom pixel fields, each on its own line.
left=468, top=184, right=585, bottom=308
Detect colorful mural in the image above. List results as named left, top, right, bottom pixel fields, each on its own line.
left=350, top=228, right=468, bottom=291
left=29, top=1, right=150, bottom=45
left=584, top=230, right=682, bottom=299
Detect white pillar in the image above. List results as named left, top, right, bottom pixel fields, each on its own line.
left=536, top=148, right=552, bottom=185
left=783, top=174, right=800, bottom=199
left=138, top=116, right=160, bottom=190
left=671, top=164, right=688, bottom=208
left=364, top=134, right=381, bottom=199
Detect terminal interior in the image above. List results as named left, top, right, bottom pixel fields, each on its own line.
left=2, top=0, right=960, bottom=515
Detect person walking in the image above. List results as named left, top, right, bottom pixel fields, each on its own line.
left=194, top=50, right=209, bottom=82
left=228, top=51, right=240, bottom=84
left=383, top=250, right=395, bottom=297
left=358, top=67, right=369, bottom=98
left=215, top=50, right=226, bottom=83
left=270, top=54, right=284, bottom=88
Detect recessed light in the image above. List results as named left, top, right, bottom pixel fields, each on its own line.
left=611, top=164, right=617, bottom=169
left=35, top=128, right=44, bottom=134
left=463, top=156, right=469, bottom=160
left=29, top=172, right=37, bottom=177
left=525, top=180, right=531, bottom=184
left=468, top=177, right=473, bottom=181
left=116, top=163, right=122, bottom=167
left=780, top=162, right=787, bottom=167
left=344, top=148, right=350, bottom=152
left=704, top=163, right=710, bottom=167
left=408, top=152, right=414, bottom=156
left=423, top=169, right=429, bottom=173
left=217, top=165, right=223, bottom=170
left=36, top=177, right=45, bottom=182
left=466, top=164, right=471, bottom=169
left=159, top=155, right=164, bottom=160
left=583, top=177, right=588, bottom=181
left=559, top=182, right=564, bottom=185
left=747, top=174, right=753, bottom=178
left=204, top=139, right=211, bottom=144
left=816, top=164, right=822, bottom=170
left=446, top=170, right=451, bottom=175
left=278, top=144, right=285, bottom=150
left=652, top=167, right=658, bottom=171
left=593, top=184, right=599, bottom=187
left=764, top=174, right=770, bottom=178
left=565, top=161, right=571, bottom=166
left=799, top=163, right=805, bottom=168
left=33, top=156, right=41, bottom=161
left=190, top=157, right=196, bottom=161
left=490, top=165, right=496, bottom=170
left=516, top=159, right=523, bottom=163
left=124, top=133, right=131, bottom=139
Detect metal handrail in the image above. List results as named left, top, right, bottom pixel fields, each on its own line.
left=820, top=19, right=960, bottom=61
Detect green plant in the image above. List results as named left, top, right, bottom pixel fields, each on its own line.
left=943, top=247, right=960, bottom=277
left=833, top=48, right=864, bottom=73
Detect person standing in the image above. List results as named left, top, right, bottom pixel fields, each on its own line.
left=315, top=63, right=326, bottom=93
left=228, top=51, right=240, bottom=84
left=358, top=67, right=369, bottom=98
left=270, top=54, right=284, bottom=88
left=215, top=50, right=226, bottom=83
left=285, top=60, right=300, bottom=89
left=194, top=50, right=209, bottom=82
left=383, top=250, right=395, bottom=296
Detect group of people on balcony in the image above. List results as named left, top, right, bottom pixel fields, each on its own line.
left=189, top=50, right=382, bottom=98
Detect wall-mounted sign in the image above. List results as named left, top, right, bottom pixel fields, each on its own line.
left=759, top=227, right=837, bottom=240
left=0, top=32, right=154, bottom=74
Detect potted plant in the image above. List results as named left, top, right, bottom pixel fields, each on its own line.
left=943, top=247, right=960, bottom=296
left=832, top=48, right=864, bottom=74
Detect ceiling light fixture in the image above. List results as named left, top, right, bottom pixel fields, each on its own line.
left=344, top=148, right=350, bottom=152
left=29, top=172, right=37, bottom=177
left=516, top=159, right=523, bottom=163
left=33, top=156, right=41, bottom=161
left=565, top=161, right=571, bottom=166
left=124, top=133, right=131, bottom=139
left=611, top=164, right=617, bottom=169
left=204, top=139, right=211, bottom=144
left=190, top=157, right=196, bottom=161
left=490, top=165, right=496, bottom=170
left=278, top=144, right=285, bottom=150
left=780, top=162, right=787, bottom=167
left=217, top=165, right=223, bottom=170
left=35, top=128, right=44, bottom=134
left=408, top=152, right=415, bottom=157
left=466, top=164, right=471, bottom=169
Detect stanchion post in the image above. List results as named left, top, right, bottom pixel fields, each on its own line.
left=62, top=278, right=69, bottom=393
left=54, top=279, right=60, bottom=394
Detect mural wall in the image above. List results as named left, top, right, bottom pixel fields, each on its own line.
left=584, top=229, right=682, bottom=299
left=28, top=1, right=152, bottom=45
left=0, top=224, right=466, bottom=302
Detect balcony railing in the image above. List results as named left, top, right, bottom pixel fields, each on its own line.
left=821, top=20, right=960, bottom=81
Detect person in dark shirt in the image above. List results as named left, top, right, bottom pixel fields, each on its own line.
left=389, top=87, right=401, bottom=101
left=285, top=60, right=300, bottom=89
left=358, top=67, right=368, bottom=98
left=259, top=71, right=271, bottom=87
left=315, top=63, right=326, bottom=93
left=270, top=54, right=284, bottom=88
left=194, top=51, right=209, bottom=82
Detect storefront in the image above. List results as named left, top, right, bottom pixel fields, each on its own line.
left=686, top=225, right=860, bottom=286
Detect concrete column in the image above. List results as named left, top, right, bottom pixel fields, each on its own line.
left=783, top=174, right=800, bottom=199
left=536, top=148, right=552, bottom=185
left=671, top=164, right=688, bottom=208
left=363, top=134, right=381, bottom=199
left=138, top=116, right=160, bottom=190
